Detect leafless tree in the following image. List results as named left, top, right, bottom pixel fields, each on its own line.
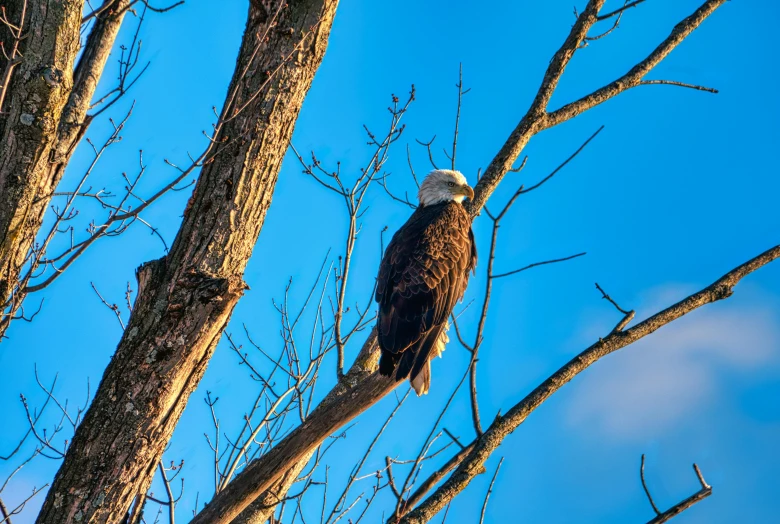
left=0, top=0, right=775, bottom=523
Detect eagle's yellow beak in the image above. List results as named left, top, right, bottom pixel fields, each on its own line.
left=459, top=184, right=475, bottom=201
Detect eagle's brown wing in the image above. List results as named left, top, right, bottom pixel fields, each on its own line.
left=375, top=201, right=475, bottom=383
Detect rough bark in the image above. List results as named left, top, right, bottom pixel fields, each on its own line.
left=0, top=0, right=85, bottom=329
left=35, top=0, right=340, bottom=522
left=0, top=0, right=129, bottom=338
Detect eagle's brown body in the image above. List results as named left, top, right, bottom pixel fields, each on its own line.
left=375, top=200, right=476, bottom=394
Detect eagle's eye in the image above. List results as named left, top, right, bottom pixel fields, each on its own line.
left=447, top=182, right=455, bottom=187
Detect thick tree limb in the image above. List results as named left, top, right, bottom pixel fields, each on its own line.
left=399, top=244, right=780, bottom=523
left=36, top=1, right=340, bottom=522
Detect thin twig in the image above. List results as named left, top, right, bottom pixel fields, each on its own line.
left=493, top=253, right=586, bottom=279
left=638, top=79, right=718, bottom=93
left=595, top=282, right=636, bottom=333
left=478, top=458, right=504, bottom=524
left=640, top=454, right=661, bottom=515
left=597, top=0, right=647, bottom=20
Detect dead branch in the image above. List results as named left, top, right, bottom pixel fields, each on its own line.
left=595, top=282, right=636, bottom=333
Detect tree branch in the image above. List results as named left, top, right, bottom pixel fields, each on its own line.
left=643, top=457, right=713, bottom=524
left=547, top=0, right=726, bottom=127
left=465, top=0, right=726, bottom=218
left=597, top=0, right=646, bottom=21
left=400, top=244, right=780, bottom=523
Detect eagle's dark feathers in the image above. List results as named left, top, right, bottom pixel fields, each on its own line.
left=375, top=200, right=476, bottom=394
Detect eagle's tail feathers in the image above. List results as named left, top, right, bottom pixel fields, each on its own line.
left=410, top=360, right=430, bottom=396
left=408, top=324, right=445, bottom=393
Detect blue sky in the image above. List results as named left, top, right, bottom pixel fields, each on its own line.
left=1, top=1, right=779, bottom=522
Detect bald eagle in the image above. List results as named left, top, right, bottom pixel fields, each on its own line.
left=376, top=169, right=477, bottom=395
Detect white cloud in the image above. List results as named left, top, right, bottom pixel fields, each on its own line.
left=565, top=286, right=780, bottom=440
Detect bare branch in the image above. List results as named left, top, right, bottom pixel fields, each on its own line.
left=517, top=126, right=603, bottom=195
left=449, top=63, right=468, bottom=170
left=158, top=461, right=176, bottom=524
left=492, top=253, right=586, bottom=280
left=595, top=282, right=636, bottom=333
left=638, top=79, right=718, bottom=93
left=466, top=0, right=726, bottom=217
left=415, top=136, right=439, bottom=170
left=547, top=1, right=726, bottom=128
left=642, top=456, right=713, bottom=524
left=0, top=484, right=48, bottom=524
left=400, top=244, right=780, bottom=523
left=597, top=0, right=647, bottom=21
left=640, top=454, right=661, bottom=516
left=90, top=282, right=126, bottom=330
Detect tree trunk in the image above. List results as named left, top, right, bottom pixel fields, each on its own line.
left=0, top=0, right=85, bottom=330
left=0, top=0, right=129, bottom=338
left=36, top=0, right=340, bottom=522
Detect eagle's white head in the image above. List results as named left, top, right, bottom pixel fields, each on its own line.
left=417, top=169, right=474, bottom=207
